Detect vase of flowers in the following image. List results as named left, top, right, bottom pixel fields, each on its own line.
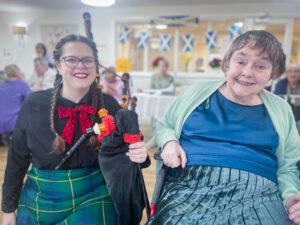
left=182, top=55, right=192, bottom=72
left=209, top=57, right=222, bottom=69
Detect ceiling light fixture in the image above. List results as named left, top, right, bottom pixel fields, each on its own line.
left=80, top=0, right=115, bottom=7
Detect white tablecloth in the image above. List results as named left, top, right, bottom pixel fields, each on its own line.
left=133, top=93, right=176, bottom=122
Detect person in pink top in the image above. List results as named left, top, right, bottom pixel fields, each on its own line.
left=101, top=67, right=124, bottom=103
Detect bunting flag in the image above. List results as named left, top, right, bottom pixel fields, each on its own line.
left=137, top=32, right=149, bottom=49
left=118, top=26, right=131, bottom=44
left=205, top=31, right=217, bottom=49
left=229, top=24, right=242, bottom=41
left=151, top=15, right=199, bottom=27
left=160, top=34, right=172, bottom=52
left=182, top=34, right=194, bottom=52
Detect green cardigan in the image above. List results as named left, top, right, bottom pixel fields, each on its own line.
left=155, top=78, right=300, bottom=205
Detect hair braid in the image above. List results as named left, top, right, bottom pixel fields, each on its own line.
left=50, top=73, right=66, bottom=153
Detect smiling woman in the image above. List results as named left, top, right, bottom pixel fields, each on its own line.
left=1, top=34, right=149, bottom=225
left=219, top=46, right=273, bottom=105
left=147, top=30, right=300, bottom=225
left=56, top=42, right=98, bottom=103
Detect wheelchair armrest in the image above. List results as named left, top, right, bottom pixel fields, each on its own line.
left=154, top=148, right=162, bottom=161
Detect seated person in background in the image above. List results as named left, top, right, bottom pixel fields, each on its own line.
left=150, top=57, right=174, bottom=90
left=274, top=64, right=300, bottom=132
left=28, top=57, right=56, bottom=91
left=35, top=43, right=55, bottom=68
left=101, top=66, right=124, bottom=103
left=147, top=30, right=300, bottom=225
left=0, top=64, right=31, bottom=146
left=274, top=63, right=300, bottom=98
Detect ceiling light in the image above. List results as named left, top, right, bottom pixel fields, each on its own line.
left=80, top=0, right=115, bottom=7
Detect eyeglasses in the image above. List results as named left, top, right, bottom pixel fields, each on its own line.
left=61, top=56, right=96, bottom=68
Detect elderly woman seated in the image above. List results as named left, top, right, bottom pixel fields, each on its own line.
left=147, top=30, right=300, bottom=225
left=150, top=57, right=174, bottom=90
left=0, top=64, right=31, bottom=145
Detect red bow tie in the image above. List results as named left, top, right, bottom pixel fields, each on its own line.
left=58, top=105, right=97, bottom=145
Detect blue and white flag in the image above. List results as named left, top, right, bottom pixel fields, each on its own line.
left=205, top=31, right=217, bottom=49
left=118, top=26, right=131, bottom=44
left=151, top=15, right=199, bottom=27
left=137, top=32, right=149, bottom=49
left=229, top=24, right=242, bottom=41
left=160, top=34, right=172, bottom=52
left=182, top=34, right=194, bottom=52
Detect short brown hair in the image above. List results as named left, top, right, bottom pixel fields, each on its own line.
left=222, top=30, right=286, bottom=79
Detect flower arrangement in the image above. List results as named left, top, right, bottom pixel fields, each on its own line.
left=209, top=58, right=222, bottom=69
left=182, top=55, right=192, bottom=72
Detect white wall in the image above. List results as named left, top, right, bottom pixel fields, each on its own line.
left=0, top=3, right=299, bottom=84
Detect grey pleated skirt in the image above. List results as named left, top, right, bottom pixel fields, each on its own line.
left=147, top=166, right=294, bottom=225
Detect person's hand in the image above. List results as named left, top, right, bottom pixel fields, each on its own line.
left=161, top=140, right=187, bottom=168
left=126, top=142, right=148, bottom=163
left=286, top=194, right=300, bottom=224
left=1, top=212, right=16, bottom=225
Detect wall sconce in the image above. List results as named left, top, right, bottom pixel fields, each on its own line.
left=12, top=25, right=27, bottom=36
left=12, top=25, right=27, bottom=47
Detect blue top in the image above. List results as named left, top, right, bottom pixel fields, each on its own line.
left=0, top=80, right=31, bottom=134
left=179, top=90, right=279, bottom=183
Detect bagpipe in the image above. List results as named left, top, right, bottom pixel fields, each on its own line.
left=55, top=12, right=150, bottom=225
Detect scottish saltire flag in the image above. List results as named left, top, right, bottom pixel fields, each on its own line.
left=118, top=26, right=131, bottom=44
left=137, top=32, right=149, bottom=49
left=205, top=31, right=217, bottom=49
left=182, top=34, right=194, bottom=52
left=151, top=15, right=199, bottom=26
left=229, top=24, right=242, bottom=41
left=160, top=34, right=172, bottom=52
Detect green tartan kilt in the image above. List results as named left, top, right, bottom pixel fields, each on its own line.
left=17, top=166, right=117, bottom=225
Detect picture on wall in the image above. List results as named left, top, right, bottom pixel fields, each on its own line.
left=41, top=24, right=78, bottom=52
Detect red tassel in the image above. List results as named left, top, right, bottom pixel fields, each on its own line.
left=97, top=133, right=106, bottom=143
left=123, top=132, right=142, bottom=144
left=102, top=115, right=116, bottom=134
left=96, top=115, right=116, bottom=143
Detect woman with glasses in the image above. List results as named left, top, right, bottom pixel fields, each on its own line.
left=1, top=34, right=148, bottom=225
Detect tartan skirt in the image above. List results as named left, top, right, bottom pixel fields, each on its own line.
left=147, top=166, right=294, bottom=225
left=17, top=166, right=117, bottom=225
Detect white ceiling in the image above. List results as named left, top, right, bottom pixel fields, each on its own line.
left=0, top=0, right=299, bottom=11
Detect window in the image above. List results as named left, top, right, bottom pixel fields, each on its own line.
left=116, top=20, right=289, bottom=73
